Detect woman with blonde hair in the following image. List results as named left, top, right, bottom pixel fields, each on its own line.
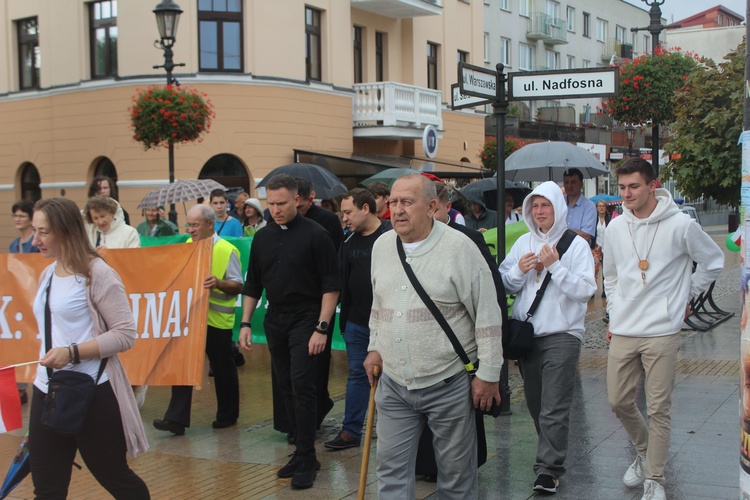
left=29, top=198, right=149, bottom=498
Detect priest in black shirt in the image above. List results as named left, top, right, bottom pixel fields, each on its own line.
left=295, top=178, right=344, bottom=430
left=239, top=174, right=340, bottom=490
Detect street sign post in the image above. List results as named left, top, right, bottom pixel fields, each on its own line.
left=451, top=83, right=491, bottom=111
left=458, top=62, right=498, bottom=100
left=509, top=67, right=619, bottom=101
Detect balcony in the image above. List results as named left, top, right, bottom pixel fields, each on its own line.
left=601, top=39, right=633, bottom=61
left=526, top=13, right=567, bottom=45
left=351, top=0, right=442, bottom=18
left=353, top=82, right=442, bottom=140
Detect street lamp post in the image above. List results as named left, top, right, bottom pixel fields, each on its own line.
left=153, top=0, right=185, bottom=225
left=631, top=0, right=681, bottom=177
left=626, top=124, right=636, bottom=158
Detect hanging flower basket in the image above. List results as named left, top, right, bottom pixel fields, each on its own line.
left=130, top=85, right=214, bottom=150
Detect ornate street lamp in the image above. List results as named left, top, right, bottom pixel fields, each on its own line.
left=626, top=124, right=636, bottom=158
left=153, top=0, right=185, bottom=224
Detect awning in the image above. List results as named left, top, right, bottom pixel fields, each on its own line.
left=293, top=150, right=487, bottom=186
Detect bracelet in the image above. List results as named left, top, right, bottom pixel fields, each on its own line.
left=71, top=343, right=81, bottom=365
left=239, top=322, right=252, bottom=329
left=67, top=345, right=74, bottom=364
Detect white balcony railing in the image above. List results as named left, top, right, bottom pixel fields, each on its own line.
left=353, top=82, right=442, bottom=132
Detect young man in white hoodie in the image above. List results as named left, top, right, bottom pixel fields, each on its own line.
left=604, top=159, right=724, bottom=500
left=499, top=181, right=595, bottom=494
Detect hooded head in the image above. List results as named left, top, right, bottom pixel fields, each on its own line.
left=522, top=181, right=568, bottom=243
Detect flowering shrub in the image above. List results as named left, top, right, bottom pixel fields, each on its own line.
left=600, top=47, right=699, bottom=126
left=479, top=137, right=522, bottom=171
left=130, top=85, right=214, bottom=150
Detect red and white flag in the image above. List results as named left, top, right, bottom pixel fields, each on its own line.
left=0, top=367, right=22, bottom=433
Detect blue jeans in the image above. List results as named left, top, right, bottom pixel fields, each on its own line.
left=342, top=322, right=370, bottom=439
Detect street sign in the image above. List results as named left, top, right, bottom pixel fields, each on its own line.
left=509, top=67, right=618, bottom=101
left=458, top=62, right=498, bottom=100
left=451, top=84, right=491, bottom=110
left=423, top=125, right=438, bottom=158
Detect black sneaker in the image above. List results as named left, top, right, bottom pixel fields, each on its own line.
left=324, top=430, right=361, bottom=450
left=533, top=474, right=559, bottom=494
left=291, top=460, right=317, bottom=489
left=277, top=453, right=321, bottom=479
left=153, top=419, right=185, bottom=436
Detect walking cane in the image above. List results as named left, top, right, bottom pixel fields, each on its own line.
left=357, top=364, right=381, bottom=500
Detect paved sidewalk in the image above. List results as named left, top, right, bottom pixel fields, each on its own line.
left=0, top=229, right=740, bottom=499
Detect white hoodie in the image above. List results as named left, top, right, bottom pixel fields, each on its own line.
left=499, top=181, right=596, bottom=340
left=85, top=199, right=140, bottom=249
left=603, top=188, right=724, bottom=336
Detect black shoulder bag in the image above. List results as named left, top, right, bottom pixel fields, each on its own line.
left=41, top=275, right=107, bottom=436
left=504, top=230, right=577, bottom=360
left=396, top=239, right=502, bottom=418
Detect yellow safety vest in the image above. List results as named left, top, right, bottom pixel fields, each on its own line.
left=206, top=238, right=240, bottom=330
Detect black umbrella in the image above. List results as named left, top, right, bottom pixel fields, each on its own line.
left=1, top=433, right=29, bottom=499
left=258, top=163, right=348, bottom=199
left=460, top=178, right=531, bottom=209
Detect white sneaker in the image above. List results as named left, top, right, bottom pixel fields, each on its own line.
left=641, top=479, right=666, bottom=500
left=624, top=454, right=646, bottom=488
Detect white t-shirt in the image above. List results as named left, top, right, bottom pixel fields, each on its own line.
left=595, top=219, right=607, bottom=247
left=33, top=264, right=108, bottom=393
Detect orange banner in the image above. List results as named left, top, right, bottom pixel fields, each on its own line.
left=0, top=241, right=212, bottom=386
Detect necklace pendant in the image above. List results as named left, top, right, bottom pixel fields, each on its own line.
left=641, top=271, right=646, bottom=286
left=638, top=260, right=649, bottom=271
left=535, top=262, right=544, bottom=272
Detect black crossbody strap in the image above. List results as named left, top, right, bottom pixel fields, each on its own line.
left=396, top=239, right=474, bottom=371
left=44, top=272, right=107, bottom=383
left=526, top=229, right=577, bottom=318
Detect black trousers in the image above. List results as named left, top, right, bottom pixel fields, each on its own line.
left=29, top=382, right=150, bottom=500
left=165, top=326, right=239, bottom=426
left=265, top=309, right=318, bottom=461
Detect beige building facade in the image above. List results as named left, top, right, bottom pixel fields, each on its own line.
left=0, top=0, right=487, bottom=245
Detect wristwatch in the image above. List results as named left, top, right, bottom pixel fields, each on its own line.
left=315, top=321, right=329, bottom=334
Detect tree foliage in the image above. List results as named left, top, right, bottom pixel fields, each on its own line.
left=479, top=137, right=522, bottom=171
left=661, top=42, right=744, bottom=206
left=601, top=47, right=699, bottom=126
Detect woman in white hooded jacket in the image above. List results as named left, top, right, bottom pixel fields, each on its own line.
left=498, top=180, right=595, bottom=494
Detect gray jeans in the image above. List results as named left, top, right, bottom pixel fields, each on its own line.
left=518, top=333, right=581, bottom=478
left=375, top=371, right=478, bottom=500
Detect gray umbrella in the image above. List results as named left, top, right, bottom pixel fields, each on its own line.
left=258, top=163, right=348, bottom=199
left=460, top=178, right=531, bottom=208
left=504, top=141, right=608, bottom=182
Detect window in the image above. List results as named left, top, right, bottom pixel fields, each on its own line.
left=484, top=32, right=490, bottom=62
left=500, top=0, right=509, bottom=10
left=427, top=42, right=438, bottom=90
left=582, top=12, right=590, bottom=38
left=375, top=32, right=385, bottom=82
left=305, top=7, right=322, bottom=81
left=546, top=1, right=559, bottom=20
left=519, top=0, right=531, bottom=18
left=519, top=43, right=533, bottom=70
left=596, top=18, right=607, bottom=42
left=501, top=37, right=511, bottom=66
left=20, top=162, right=41, bottom=202
left=89, top=1, right=118, bottom=78
left=643, top=35, right=650, bottom=53
left=717, top=14, right=723, bottom=25
left=545, top=50, right=558, bottom=70
left=566, top=6, right=575, bottom=32
left=582, top=59, right=590, bottom=68
left=457, top=50, right=468, bottom=64
left=198, top=0, right=243, bottom=72
left=17, top=18, right=40, bottom=90
left=566, top=55, right=575, bottom=69
left=353, top=26, right=363, bottom=84
left=615, top=25, right=626, bottom=43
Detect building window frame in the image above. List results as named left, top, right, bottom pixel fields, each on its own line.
left=353, top=26, right=363, bottom=84
left=375, top=31, right=385, bottom=82
left=566, top=6, right=575, bottom=32
left=89, top=0, right=118, bottom=78
left=566, top=55, right=575, bottom=69
left=483, top=32, right=490, bottom=63
left=582, top=12, right=590, bottom=38
left=519, top=43, right=533, bottom=71
left=500, top=0, right=510, bottom=10
left=427, top=42, right=439, bottom=90
left=500, top=37, right=511, bottom=67
left=17, top=17, right=40, bottom=90
left=198, top=0, right=243, bottom=73
left=519, top=0, right=531, bottom=18
left=596, top=18, right=608, bottom=42
left=305, top=6, right=322, bottom=81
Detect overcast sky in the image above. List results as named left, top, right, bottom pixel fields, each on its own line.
left=622, top=0, right=747, bottom=24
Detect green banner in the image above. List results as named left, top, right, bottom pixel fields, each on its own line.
left=139, top=234, right=346, bottom=350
